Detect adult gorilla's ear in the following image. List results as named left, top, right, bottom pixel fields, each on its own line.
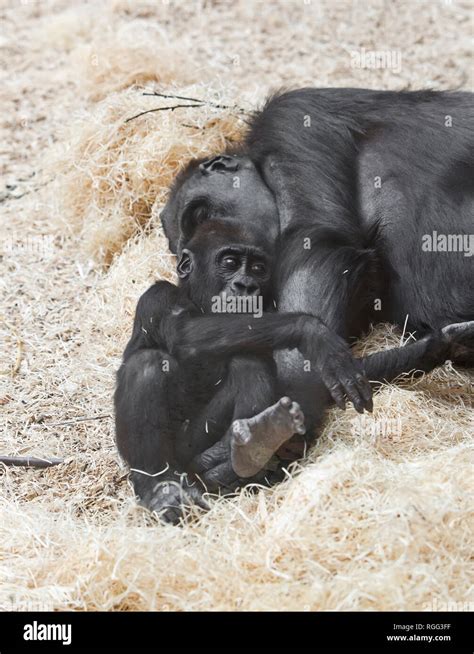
left=181, top=199, right=209, bottom=242
left=177, top=249, right=193, bottom=279
left=260, top=156, right=294, bottom=232
left=160, top=198, right=180, bottom=254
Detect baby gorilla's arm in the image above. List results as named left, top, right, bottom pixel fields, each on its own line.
left=166, top=312, right=373, bottom=413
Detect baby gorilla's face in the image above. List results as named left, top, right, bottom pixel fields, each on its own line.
left=177, top=223, right=274, bottom=315
left=214, top=245, right=271, bottom=297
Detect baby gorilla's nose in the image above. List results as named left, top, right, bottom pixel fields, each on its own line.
left=230, top=279, right=259, bottom=296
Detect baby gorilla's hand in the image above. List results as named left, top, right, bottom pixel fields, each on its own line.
left=191, top=439, right=242, bottom=491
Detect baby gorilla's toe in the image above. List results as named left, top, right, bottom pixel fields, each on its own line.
left=232, top=419, right=252, bottom=446
left=289, top=401, right=306, bottom=435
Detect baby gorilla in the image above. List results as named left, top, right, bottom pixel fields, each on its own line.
left=115, top=220, right=473, bottom=523
left=115, top=221, right=309, bottom=523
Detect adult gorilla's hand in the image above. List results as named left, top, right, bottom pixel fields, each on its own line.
left=301, top=318, right=373, bottom=414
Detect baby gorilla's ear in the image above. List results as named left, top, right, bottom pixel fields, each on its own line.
left=177, top=249, right=193, bottom=279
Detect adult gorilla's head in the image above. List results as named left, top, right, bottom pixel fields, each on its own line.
left=160, top=154, right=279, bottom=255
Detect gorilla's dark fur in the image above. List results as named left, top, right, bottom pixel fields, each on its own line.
left=115, top=88, right=473, bottom=522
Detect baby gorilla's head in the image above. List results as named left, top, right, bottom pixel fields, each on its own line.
left=176, top=221, right=274, bottom=314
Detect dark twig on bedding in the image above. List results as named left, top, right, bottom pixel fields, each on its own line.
left=125, top=103, right=205, bottom=123
left=125, top=92, right=252, bottom=124
left=0, top=455, right=64, bottom=468
left=142, top=91, right=250, bottom=115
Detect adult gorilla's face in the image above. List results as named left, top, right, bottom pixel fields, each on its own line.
left=160, top=154, right=279, bottom=254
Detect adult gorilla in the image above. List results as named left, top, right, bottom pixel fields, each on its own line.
left=161, top=87, right=474, bottom=486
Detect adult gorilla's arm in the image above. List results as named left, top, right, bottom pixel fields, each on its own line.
left=260, top=155, right=379, bottom=339
left=194, top=320, right=474, bottom=487
left=246, top=90, right=383, bottom=339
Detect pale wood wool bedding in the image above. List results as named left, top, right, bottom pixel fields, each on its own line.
left=1, top=0, right=472, bottom=611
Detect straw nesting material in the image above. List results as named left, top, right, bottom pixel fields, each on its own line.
left=1, top=0, right=473, bottom=612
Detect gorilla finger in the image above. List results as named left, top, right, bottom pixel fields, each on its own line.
left=202, top=463, right=239, bottom=491
left=192, top=445, right=228, bottom=474
left=148, top=495, right=181, bottom=523
left=161, top=507, right=182, bottom=525
left=342, top=380, right=365, bottom=414
left=149, top=493, right=178, bottom=514
left=364, top=396, right=374, bottom=413
left=356, top=374, right=374, bottom=412
left=328, top=381, right=346, bottom=410
left=184, top=487, right=210, bottom=511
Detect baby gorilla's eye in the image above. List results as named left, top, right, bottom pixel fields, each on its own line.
left=251, top=262, right=266, bottom=275
left=222, top=256, right=239, bottom=270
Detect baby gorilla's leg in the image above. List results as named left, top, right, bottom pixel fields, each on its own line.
left=231, top=397, right=305, bottom=477
left=114, top=348, right=209, bottom=524
left=362, top=320, right=474, bottom=383
left=190, top=355, right=280, bottom=490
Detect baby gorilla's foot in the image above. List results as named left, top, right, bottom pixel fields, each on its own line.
left=138, top=476, right=209, bottom=525
left=231, top=397, right=305, bottom=478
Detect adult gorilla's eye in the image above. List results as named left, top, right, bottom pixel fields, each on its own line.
left=251, top=262, right=266, bottom=275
